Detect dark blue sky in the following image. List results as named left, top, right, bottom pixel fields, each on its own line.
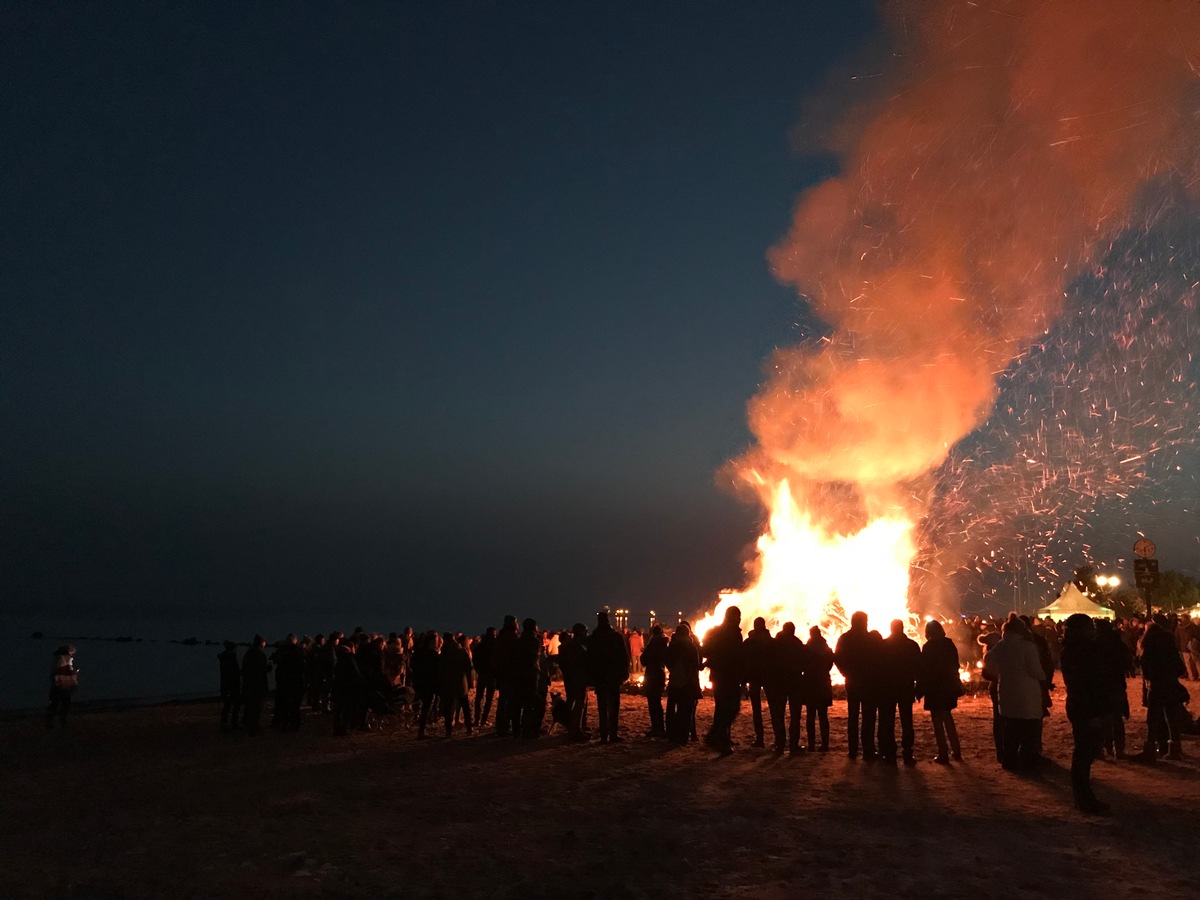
left=2, top=2, right=881, bottom=628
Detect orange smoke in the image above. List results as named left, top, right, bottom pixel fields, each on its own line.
left=712, top=1, right=1200, bottom=640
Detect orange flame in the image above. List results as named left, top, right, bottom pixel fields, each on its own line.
left=694, top=480, right=919, bottom=651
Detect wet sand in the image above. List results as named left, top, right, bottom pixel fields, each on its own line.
left=1, top=682, right=1195, bottom=899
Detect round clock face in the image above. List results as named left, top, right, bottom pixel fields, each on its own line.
left=1134, top=538, right=1156, bottom=559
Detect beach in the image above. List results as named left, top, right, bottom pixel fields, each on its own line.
left=1, top=684, right=1195, bottom=899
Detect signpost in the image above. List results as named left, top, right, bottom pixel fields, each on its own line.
left=1134, top=538, right=1158, bottom=616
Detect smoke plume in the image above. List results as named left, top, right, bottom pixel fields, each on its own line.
left=745, top=0, right=1200, bottom=541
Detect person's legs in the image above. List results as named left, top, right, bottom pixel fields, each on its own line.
left=749, top=682, right=766, bottom=746
left=818, top=707, right=830, bottom=750
left=899, top=701, right=915, bottom=760
left=945, top=710, right=961, bottom=758
left=862, top=703, right=878, bottom=758
left=1071, top=716, right=1107, bottom=811
left=766, top=687, right=786, bottom=750
left=647, top=689, right=664, bottom=735
left=878, top=700, right=897, bottom=760
left=931, top=710, right=950, bottom=759
left=846, top=689, right=862, bottom=758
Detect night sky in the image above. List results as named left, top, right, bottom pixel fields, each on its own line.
left=5, top=3, right=1196, bottom=635
left=3, top=3, right=880, bottom=629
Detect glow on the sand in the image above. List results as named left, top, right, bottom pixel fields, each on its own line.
left=693, top=480, right=919, bottom=650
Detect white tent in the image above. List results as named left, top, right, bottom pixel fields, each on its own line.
left=1036, top=582, right=1116, bottom=620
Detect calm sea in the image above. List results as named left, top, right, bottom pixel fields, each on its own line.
left=0, top=612, right=401, bottom=712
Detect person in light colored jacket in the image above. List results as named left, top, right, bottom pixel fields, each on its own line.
left=982, top=616, right=1046, bottom=772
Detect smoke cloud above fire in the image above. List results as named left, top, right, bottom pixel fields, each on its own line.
left=744, top=0, right=1200, bottom=534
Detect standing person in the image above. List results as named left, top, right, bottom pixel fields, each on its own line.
left=742, top=617, right=778, bottom=750
left=411, top=632, right=441, bottom=740
left=1022, top=615, right=1055, bottom=759
left=803, top=626, right=834, bottom=752
left=492, top=616, right=520, bottom=737
left=702, top=606, right=744, bottom=756
left=978, top=630, right=1003, bottom=762
left=1094, top=619, right=1131, bottom=758
left=982, top=616, right=1046, bottom=772
left=1139, top=613, right=1189, bottom=761
left=513, top=618, right=545, bottom=738
left=558, top=624, right=592, bottom=741
left=217, top=641, right=241, bottom=733
left=665, top=622, right=702, bottom=746
left=1060, top=614, right=1111, bottom=814
left=918, top=620, right=963, bottom=764
left=835, top=612, right=879, bottom=760
left=640, top=624, right=669, bottom=738
left=472, top=627, right=498, bottom=728
left=878, top=619, right=921, bottom=765
left=773, top=623, right=807, bottom=755
left=241, top=635, right=270, bottom=736
left=438, top=632, right=474, bottom=738
left=274, top=634, right=306, bottom=732
left=628, top=629, right=645, bottom=676
left=331, top=642, right=364, bottom=737
left=588, top=611, right=631, bottom=744
left=46, top=645, right=79, bottom=729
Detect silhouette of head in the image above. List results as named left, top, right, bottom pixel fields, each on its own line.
left=597, top=610, right=611, bottom=628
left=924, top=619, right=945, bottom=640
left=809, top=625, right=822, bottom=639
left=850, top=612, right=868, bottom=630
left=753, top=616, right=767, bottom=631
left=724, top=606, right=741, bottom=626
left=781, top=622, right=796, bottom=638
left=523, top=617, right=537, bottom=633
left=890, top=619, right=905, bottom=637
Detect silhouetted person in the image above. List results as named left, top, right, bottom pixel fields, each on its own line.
left=589, top=611, right=630, bottom=743
left=1021, top=615, right=1054, bottom=758
left=665, top=622, right=702, bottom=746
left=703, top=606, right=744, bottom=756
left=46, top=645, right=79, bottom=729
left=743, top=616, right=777, bottom=749
left=982, top=616, right=1045, bottom=772
left=803, top=626, right=833, bottom=751
left=1060, top=613, right=1110, bottom=814
left=1094, top=619, right=1131, bottom=758
left=473, top=626, right=498, bottom=727
left=411, top=632, right=441, bottom=739
left=918, top=619, right=962, bottom=763
left=307, top=634, right=332, bottom=711
left=559, top=624, right=592, bottom=740
left=218, top=641, right=241, bottom=732
left=1139, top=613, right=1188, bottom=761
left=640, top=624, right=669, bottom=738
left=978, top=630, right=1003, bottom=761
left=493, top=616, right=520, bottom=736
left=274, top=634, right=306, bottom=732
left=331, top=643, right=364, bottom=736
left=439, top=632, right=475, bottom=738
left=878, top=619, right=921, bottom=765
left=773, top=623, right=807, bottom=754
left=835, top=612, right=879, bottom=760
left=513, top=618, right=544, bottom=738
left=241, top=635, right=270, bottom=736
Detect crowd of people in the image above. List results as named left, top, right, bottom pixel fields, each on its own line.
left=205, top=606, right=1197, bottom=813
left=39, top=604, right=1197, bottom=816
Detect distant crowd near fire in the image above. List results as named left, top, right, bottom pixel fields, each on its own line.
left=46, top=606, right=1199, bottom=815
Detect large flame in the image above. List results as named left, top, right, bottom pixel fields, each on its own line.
left=694, top=479, right=918, bottom=648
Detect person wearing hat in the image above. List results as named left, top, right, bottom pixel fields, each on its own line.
left=217, top=640, right=241, bottom=732
left=46, top=645, right=78, bottom=729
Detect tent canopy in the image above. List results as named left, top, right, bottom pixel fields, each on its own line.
left=1036, top=582, right=1116, bottom=620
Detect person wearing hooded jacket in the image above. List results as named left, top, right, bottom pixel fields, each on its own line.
left=982, top=616, right=1046, bottom=772
left=665, top=622, right=702, bottom=746
left=918, top=619, right=963, bottom=763
left=803, top=626, right=834, bottom=752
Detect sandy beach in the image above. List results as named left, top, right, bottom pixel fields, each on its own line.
left=2, top=683, right=1195, bottom=899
